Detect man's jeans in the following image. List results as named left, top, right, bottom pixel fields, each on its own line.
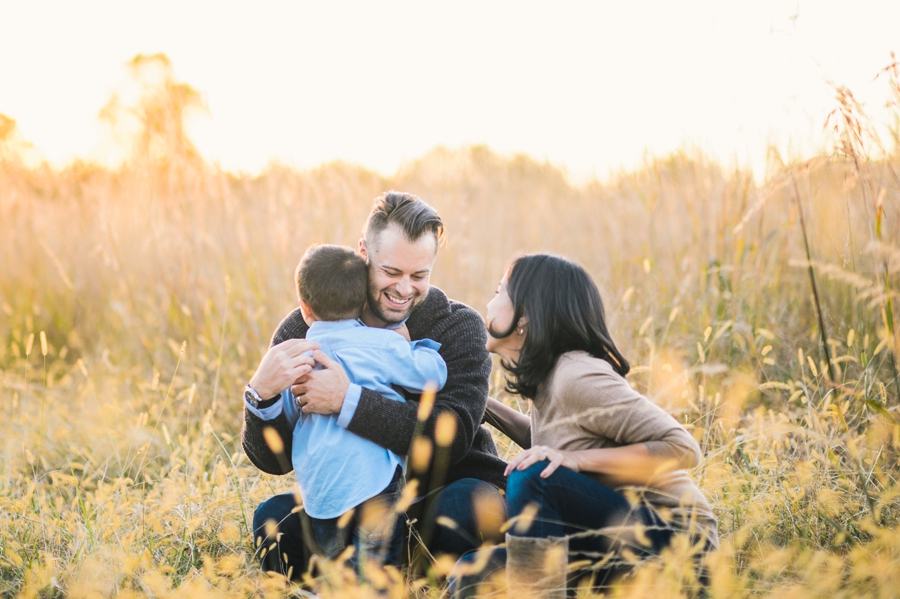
left=253, top=478, right=506, bottom=579
left=252, top=477, right=505, bottom=580
left=311, top=468, right=405, bottom=568
left=255, top=468, right=404, bottom=577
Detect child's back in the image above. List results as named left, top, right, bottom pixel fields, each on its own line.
left=266, top=243, right=447, bottom=567
left=286, top=318, right=446, bottom=518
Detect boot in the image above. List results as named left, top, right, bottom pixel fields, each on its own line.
left=505, top=533, right=568, bottom=599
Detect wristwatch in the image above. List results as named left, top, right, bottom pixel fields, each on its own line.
left=244, top=385, right=280, bottom=409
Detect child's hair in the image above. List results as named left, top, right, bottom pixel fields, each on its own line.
left=295, top=244, right=368, bottom=321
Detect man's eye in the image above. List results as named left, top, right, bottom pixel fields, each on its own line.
left=412, top=275, right=426, bottom=281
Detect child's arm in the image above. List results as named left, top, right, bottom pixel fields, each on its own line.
left=384, top=335, right=448, bottom=394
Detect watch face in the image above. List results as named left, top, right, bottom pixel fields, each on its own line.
left=244, top=388, right=259, bottom=407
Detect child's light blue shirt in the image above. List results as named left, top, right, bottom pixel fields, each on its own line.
left=247, top=319, right=447, bottom=519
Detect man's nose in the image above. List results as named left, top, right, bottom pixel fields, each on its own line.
left=395, top=277, right=412, bottom=296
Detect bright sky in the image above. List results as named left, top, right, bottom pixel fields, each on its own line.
left=1, top=1, right=898, bottom=181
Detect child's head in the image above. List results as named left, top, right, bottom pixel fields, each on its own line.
left=295, top=244, right=367, bottom=322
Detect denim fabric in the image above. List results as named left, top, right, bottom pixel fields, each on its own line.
left=424, top=478, right=507, bottom=557
left=253, top=477, right=505, bottom=580
left=446, top=545, right=507, bottom=599
left=447, top=463, right=714, bottom=594
left=253, top=468, right=404, bottom=578
left=252, top=492, right=315, bottom=579
left=308, top=468, right=405, bottom=569
left=506, top=463, right=678, bottom=566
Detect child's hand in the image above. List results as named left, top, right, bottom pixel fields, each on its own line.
left=393, top=323, right=411, bottom=342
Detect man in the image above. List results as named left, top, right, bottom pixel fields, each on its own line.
left=242, top=191, right=507, bottom=579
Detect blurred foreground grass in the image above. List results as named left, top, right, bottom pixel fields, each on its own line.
left=2, top=57, right=900, bottom=598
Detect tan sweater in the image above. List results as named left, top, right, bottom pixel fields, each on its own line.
left=530, top=351, right=718, bottom=547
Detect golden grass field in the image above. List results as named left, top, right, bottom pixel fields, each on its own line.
left=2, top=57, right=900, bottom=597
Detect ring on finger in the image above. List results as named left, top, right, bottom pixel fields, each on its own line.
left=541, top=446, right=549, bottom=459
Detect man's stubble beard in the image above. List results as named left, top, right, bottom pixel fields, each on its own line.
left=366, top=281, right=427, bottom=325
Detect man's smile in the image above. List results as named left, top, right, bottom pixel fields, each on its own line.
left=384, top=291, right=413, bottom=308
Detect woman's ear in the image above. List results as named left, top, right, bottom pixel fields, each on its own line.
left=516, top=316, right=528, bottom=336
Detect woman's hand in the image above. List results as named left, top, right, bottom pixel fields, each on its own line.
left=504, top=445, right=580, bottom=479
left=514, top=443, right=680, bottom=486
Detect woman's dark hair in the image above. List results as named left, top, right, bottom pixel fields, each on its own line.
left=488, top=253, right=630, bottom=399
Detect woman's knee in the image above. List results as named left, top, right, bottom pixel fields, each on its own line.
left=506, top=463, right=549, bottom=507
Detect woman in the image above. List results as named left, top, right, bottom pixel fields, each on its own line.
left=464, top=253, right=717, bottom=597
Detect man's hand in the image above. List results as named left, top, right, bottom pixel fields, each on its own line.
left=248, top=339, right=319, bottom=400
left=292, top=350, right=350, bottom=415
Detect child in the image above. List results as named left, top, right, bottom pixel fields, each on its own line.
left=282, top=244, right=447, bottom=570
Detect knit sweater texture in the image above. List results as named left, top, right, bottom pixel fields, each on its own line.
left=241, top=286, right=508, bottom=491
left=531, top=351, right=718, bottom=547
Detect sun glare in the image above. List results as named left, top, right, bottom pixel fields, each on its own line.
left=0, top=1, right=898, bottom=180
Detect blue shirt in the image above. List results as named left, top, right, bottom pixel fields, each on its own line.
left=246, top=319, right=447, bottom=518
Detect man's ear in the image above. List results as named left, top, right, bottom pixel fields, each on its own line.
left=358, top=238, right=367, bottom=260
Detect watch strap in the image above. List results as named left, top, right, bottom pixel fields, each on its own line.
left=256, top=394, right=282, bottom=409
left=245, top=385, right=282, bottom=409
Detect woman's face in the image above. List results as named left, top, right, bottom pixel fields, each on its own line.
left=485, top=274, right=525, bottom=360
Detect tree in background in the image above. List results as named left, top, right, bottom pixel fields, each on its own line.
left=0, top=113, right=37, bottom=165
left=100, top=53, right=207, bottom=179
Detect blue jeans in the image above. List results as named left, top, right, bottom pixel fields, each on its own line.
left=507, top=463, right=686, bottom=572
left=422, top=478, right=507, bottom=558
left=449, top=465, right=712, bottom=597
left=253, top=469, right=404, bottom=578
left=308, top=468, right=405, bottom=569
left=253, top=476, right=505, bottom=580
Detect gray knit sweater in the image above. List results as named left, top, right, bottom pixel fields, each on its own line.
left=241, top=286, right=508, bottom=491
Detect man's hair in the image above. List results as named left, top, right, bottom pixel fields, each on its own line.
left=363, top=191, right=444, bottom=248
left=295, top=244, right=368, bottom=321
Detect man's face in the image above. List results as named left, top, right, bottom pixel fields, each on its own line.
left=359, top=222, right=437, bottom=326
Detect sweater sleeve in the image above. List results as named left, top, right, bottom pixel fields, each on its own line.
left=241, top=408, right=296, bottom=475
left=564, top=363, right=701, bottom=469
left=346, top=305, right=491, bottom=462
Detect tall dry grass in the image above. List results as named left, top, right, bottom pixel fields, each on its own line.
left=1, top=55, right=900, bottom=597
